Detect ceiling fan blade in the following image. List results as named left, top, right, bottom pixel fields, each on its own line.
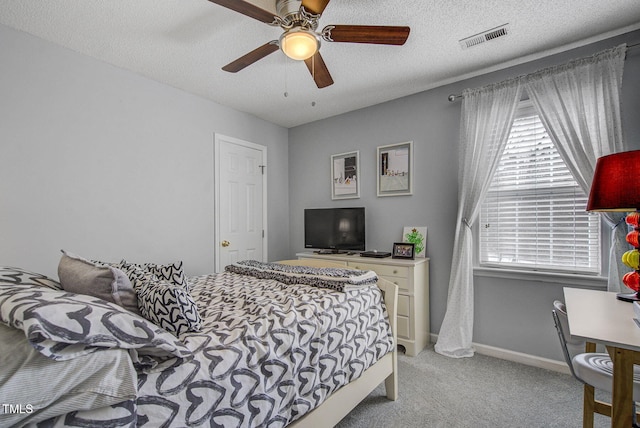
left=304, top=52, right=334, bottom=88
left=207, top=0, right=276, bottom=24
left=301, top=0, right=331, bottom=15
left=222, top=42, right=279, bottom=73
left=323, top=25, right=410, bottom=45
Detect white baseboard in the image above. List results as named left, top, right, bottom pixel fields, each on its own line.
left=429, top=333, right=570, bottom=375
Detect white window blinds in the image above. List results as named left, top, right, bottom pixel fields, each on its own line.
left=479, top=102, right=601, bottom=274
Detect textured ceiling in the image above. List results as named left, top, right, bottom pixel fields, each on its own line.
left=1, top=0, right=639, bottom=128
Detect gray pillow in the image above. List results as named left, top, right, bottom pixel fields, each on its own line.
left=58, top=250, right=140, bottom=315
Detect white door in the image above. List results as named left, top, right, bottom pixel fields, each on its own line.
left=214, top=134, right=267, bottom=272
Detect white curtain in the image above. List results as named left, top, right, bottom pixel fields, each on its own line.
left=607, top=215, right=630, bottom=293
left=524, top=44, right=627, bottom=290
left=434, top=80, right=523, bottom=358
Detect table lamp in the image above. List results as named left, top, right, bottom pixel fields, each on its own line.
left=587, top=150, right=640, bottom=302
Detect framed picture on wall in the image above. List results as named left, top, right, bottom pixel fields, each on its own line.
left=377, top=141, right=413, bottom=197
left=331, top=151, right=360, bottom=200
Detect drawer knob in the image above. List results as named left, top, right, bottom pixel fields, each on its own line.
left=393, top=270, right=398, bottom=274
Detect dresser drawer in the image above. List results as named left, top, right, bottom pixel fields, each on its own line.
left=397, top=294, right=410, bottom=317
left=349, top=262, right=409, bottom=279
left=384, top=276, right=411, bottom=293
left=396, top=315, right=410, bottom=339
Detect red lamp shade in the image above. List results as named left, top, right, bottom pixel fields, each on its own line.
left=588, top=150, right=640, bottom=301
left=587, top=150, right=640, bottom=212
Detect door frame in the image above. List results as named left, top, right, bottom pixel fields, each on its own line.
left=214, top=133, right=268, bottom=272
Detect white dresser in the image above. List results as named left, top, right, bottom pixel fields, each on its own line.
left=296, top=252, right=430, bottom=356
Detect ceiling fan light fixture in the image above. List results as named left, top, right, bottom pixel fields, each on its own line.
left=280, top=28, right=319, bottom=60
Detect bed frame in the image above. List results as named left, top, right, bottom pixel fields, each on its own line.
left=276, top=259, right=398, bottom=427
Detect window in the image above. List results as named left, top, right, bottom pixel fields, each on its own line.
left=479, top=101, right=600, bottom=274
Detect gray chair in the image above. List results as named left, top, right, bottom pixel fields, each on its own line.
left=552, top=300, right=640, bottom=427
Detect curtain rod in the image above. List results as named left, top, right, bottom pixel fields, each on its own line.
left=447, top=42, right=639, bottom=102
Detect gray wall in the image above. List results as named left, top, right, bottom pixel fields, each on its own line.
left=289, top=29, right=640, bottom=361
left=2, top=21, right=640, bottom=363
left=0, top=24, right=290, bottom=278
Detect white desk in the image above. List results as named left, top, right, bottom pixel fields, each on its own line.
left=563, top=287, right=640, bottom=427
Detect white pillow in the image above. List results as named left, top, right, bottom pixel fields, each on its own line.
left=0, top=266, right=62, bottom=290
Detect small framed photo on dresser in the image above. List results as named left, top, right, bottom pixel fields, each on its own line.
left=392, top=242, right=415, bottom=259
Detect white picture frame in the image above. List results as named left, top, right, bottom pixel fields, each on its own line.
left=403, top=226, right=427, bottom=257
left=377, top=141, right=413, bottom=197
left=331, top=151, right=360, bottom=200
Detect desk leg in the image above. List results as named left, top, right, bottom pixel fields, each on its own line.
left=607, top=346, right=634, bottom=427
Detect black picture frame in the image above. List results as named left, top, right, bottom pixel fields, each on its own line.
left=392, top=242, right=415, bottom=259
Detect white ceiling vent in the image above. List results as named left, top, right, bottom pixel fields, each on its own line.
left=459, top=24, right=510, bottom=49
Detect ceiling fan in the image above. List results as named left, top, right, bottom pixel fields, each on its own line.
left=208, top=0, right=410, bottom=88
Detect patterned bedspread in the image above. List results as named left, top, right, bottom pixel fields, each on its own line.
left=0, top=268, right=394, bottom=428
left=133, top=271, right=394, bottom=427
left=0, top=272, right=394, bottom=428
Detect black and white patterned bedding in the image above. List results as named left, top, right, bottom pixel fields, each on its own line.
left=0, top=272, right=191, bottom=368
left=133, top=272, right=394, bottom=427
left=225, top=260, right=379, bottom=291
left=2, top=268, right=393, bottom=427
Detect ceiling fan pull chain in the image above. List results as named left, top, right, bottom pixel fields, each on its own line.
left=284, top=56, right=289, bottom=97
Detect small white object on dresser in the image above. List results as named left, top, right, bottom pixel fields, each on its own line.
left=296, top=252, right=430, bottom=356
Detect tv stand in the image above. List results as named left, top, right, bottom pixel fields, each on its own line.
left=296, top=251, right=429, bottom=357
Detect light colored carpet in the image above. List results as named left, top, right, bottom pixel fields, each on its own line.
left=336, top=345, right=610, bottom=428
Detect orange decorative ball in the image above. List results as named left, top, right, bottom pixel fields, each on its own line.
left=627, top=231, right=640, bottom=247
left=627, top=212, right=640, bottom=228
left=623, top=271, right=640, bottom=292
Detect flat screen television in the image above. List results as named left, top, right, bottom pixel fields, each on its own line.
left=304, top=207, right=365, bottom=253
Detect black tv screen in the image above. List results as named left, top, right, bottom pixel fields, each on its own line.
left=304, top=207, right=365, bottom=252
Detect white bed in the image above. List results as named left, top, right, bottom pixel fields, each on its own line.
left=0, top=258, right=398, bottom=427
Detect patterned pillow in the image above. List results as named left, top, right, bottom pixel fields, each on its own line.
left=119, top=264, right=201, bottom=336
left=121, top=260, right=189, bottom=291
left=0, top=283, right=192, bottom=367
left=0, top=266, right=62, bottom=290
left=144, top=261, right=189, bottom=290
